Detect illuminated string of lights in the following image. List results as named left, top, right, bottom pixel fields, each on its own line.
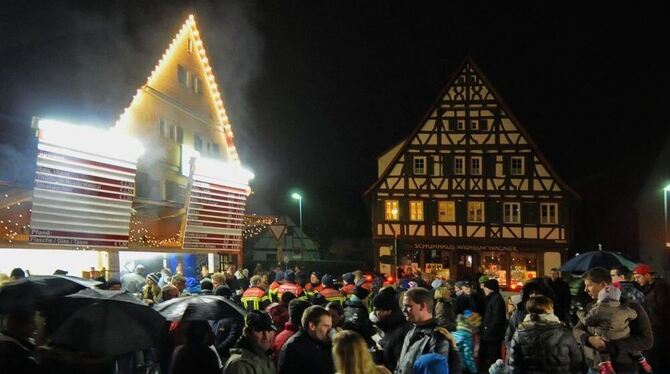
left=0, top=193, right=31, bottom=244
left=243, top=215, right=278, bottom=239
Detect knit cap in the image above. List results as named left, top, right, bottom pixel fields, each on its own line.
left=598, top=285, right=621, bottom=303
left=354, top=286, right=371, bottom=300
left=431, top=279, right=444, bottom=289
left=413, top=353, right=449, bottom=374
left=146, top=272, right=160, bottom=285
left=478, top=275, right=489, bottom=284
left=342, top=272, right=355, bottom=284
left=285, top=270, right=296, bottom=282
left=483, top=279, right=499, bottom=293
left=372, top=288, right=397, bottom=311
left=321, top=274, right=334, bottom=288
left=489, top=359, right=506, bottom=374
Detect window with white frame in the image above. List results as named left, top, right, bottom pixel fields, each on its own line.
left=471, top=156, right=482, bottom=175
left=511, top=156, right=524, bottom=175
left=432, top=155, right=442, bottom=176
left=385, top=200, right=399, bottom=221
left=540, top=203, right=558, bottom=224
left=454, top=156, right=465, bottom=175
left=409, top=201, right=424, bottom=221
left=468, top=201, right=485, bottom=222
left=413, top=156, right=426, bottom=175
left=503, top=202, right=521, bottom=224
left=438, top=201, right=456, bottom=222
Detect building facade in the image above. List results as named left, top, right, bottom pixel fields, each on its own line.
left=366, top=58, right=578, bottom=287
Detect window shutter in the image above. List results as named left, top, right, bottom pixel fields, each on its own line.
left=456, top=200, right=467, bottom=223
left=523, top=202, right=537, bottom=224
left=526, top=155, right=534, bottom=177
left=427, top=157, right=434, bottom=175
left=487, top=201, right=500, bottom=224
left=479, top=119, right=488, bottom=131
left=399, top=199, right=408, bottom=222
left=425, top=200, right=435, bottom=222
left=375, top=199, right=384, bottom=222
left=484, top=155, right=496, bottom=177
left=559, top=203, right=568, bottom=225
left=503, top=156, right=510, bottom=175
left=177, top=127, right=184, bottom=144
left=443, top=155, right=453, bottom=176
left=404, top=155, right=413, bottom=176
left=448, top=118, right=457, bottom=131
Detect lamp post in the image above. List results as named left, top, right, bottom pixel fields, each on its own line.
left=291, top=193, right=303, bottom=231
left=664, top=184, right=670, bottom=246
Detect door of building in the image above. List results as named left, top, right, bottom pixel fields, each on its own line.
left=455, top=251, right=479, bottom=281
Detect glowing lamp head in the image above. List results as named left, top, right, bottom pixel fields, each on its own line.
left=664, top=184, right=670, bottom=192
left=291, top=193, right=302, bottom=200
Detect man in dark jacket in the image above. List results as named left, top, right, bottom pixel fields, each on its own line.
left=396, top=287, right=461, bottom=374
left=479, top=279, right=506, bottom=372
left=223, top=311, right=277, bottom=374
left=574, top=267, right=653, bottom=373
left=546, top=268, right=572, bottom=324
left=633, top=263, right=669, bottom=369
left=343, top=286, right=375, bottom=345
left=277, top=305, right=334, bottom=374
left=373, top=287, right=412, bottom=371
left=507, top=296, right=583, bottom=373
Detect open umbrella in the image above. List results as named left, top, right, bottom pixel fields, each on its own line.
left=559, top=250, right=638, bottom=273
left=153, top=295, right=247, bottom=321
left=0, top=275, right=101, bottom=314
left=49, top=289, right=166, bottom=356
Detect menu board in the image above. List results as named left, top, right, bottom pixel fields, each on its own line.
left=182, top=178, right=246, bottom=252
left=29, top=121, right=140, bottom=248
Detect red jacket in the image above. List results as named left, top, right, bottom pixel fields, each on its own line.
left=266, top=302, right=289, bottom=333
left=341, top=283, right=356, bottom=295
left=319, top=287, right=347, bottom=305
left=272, top=321, right=300, bottom=357
left=277, top=282, right=304, bottom=299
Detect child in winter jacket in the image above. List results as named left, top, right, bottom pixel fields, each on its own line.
left=581, top=285, right=651, bottom=374
left=451, top=309, right=481, bottom=374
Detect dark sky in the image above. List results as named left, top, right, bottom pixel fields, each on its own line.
left=1, top=1, right=669, bottom=254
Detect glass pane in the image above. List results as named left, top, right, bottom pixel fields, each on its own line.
left=510, top=252, right=538, bottom=286
left=480, top=251, right=507, bottom=286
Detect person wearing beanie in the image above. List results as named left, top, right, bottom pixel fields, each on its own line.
left=434, top=285, right=457, bottom=331
left=452, top=310, right=481, bottom=374
left=431, top=279, right=444, bottom=290
left=488, top=358, right=505, bottom=374
left=142, top=272, right=161, bottom=305
left=269, top=271, right=285, bottom=302
left=581, top=285, right=644, bottom=374
left=372, top=287, right=412, bottom=371
left=341, top=272, right=356, bottom=297
left=634, top=262, right=670, bottom=369
left=343, top=286, right=375, bottom=345
left=478, top=275, right=489, bottom=286
left=304, top=271, right=324, bottom=297
left=319, top=274, right=346, bottom=305
left=276, top=271, right=304, bottom=300
left=479, top=279, right=506, bottom=371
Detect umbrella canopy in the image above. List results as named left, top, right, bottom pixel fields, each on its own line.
left=153, top=295, right=247, bottom=321
left=0, top=275, right=101, bottom=314
left=560, top=250, right=638, bottom=273
left=49, top=290, right=166, bottom=357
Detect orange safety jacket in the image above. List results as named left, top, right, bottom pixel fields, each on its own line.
left=319, top=287, right=347, bottom=305
left=276, top=282, right=304, bottom=300
left=241, top=286, right=271, bottom=311
left=341, top=283, right=356, bottom=296
left=268, top=281, right=282, bottom=302
left=304, top=283, right=324, bottom=297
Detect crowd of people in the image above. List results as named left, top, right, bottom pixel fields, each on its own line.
left=0, top=262, right=668, bottom=374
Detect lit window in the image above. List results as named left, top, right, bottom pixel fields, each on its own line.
left=468, top=201, right=485, bottom=222
left=413, top=156, right=426, bottom=175
left=471, top=156, right=482, bottom=175
left=438, top=201, right=455, bottom=222
left=503, top=202, right=521, bottom=224
left=454, top=156, right=465, bottom=175
left=511, top=156, right=524, bottom=175
left=409, top=201, right=424, bottom=221
left=540, top=203, right=558, bottom=224
left=194, top=135, right=203, bottom=152
left=385, top=200, right=399, bottom=221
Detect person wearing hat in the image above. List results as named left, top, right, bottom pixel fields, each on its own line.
left=268, top=271, right=285, bottom=303
left=121, top=264, right=146, bottom=294
left=276, top=271, right=304, bottom=300
left=142, top=272, right=161, bottom=305
left=634, top=263, right=670, bottom=369
left=241, top=275, right=272, bottom=312
left=222, top=311, right=276, bottom=374
left=343, top=286, right=375, bottom=346
left=452, top=309, right=481, bottom=373
left=304, top=271, right=324, bottom=298
left=341, top=272, right=356, bottom=297
left=372, top=287, right=412, bottom=371
left=479, top=279, right=506, bottom=371
left=318, top=274, right=347, bottom=306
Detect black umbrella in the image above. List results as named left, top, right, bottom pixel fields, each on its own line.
left=49, top=289, right=166, bottom=356
left=0, top=275, right=101, bottom=314
left=559, top=250, right=638, bottom=273
left=153, top=295, right=247, bottom=321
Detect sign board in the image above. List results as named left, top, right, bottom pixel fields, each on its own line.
left=182, top=174, right=247, bottom=252
left=29, top=119, right=143, bottom=248
left=269, top=224, right=287, bottom=241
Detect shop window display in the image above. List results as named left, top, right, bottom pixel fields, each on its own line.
left=481, top=251, right=507, bottom=286
left=510, top=252, right=537, bottom=286
left=400, top=249, right=420, bottom=278
left=424, top=249, right=450, bottom=280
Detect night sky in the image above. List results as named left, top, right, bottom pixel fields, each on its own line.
left=1, top=1, right=669, bottom=256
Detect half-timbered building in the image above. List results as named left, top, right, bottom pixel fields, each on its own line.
left=366, top=58, right=578, bottom=287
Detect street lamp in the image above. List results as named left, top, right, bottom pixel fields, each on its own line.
left=664, top=184, right=670, bottom=247
left=291, top=193, right=303, bottom=231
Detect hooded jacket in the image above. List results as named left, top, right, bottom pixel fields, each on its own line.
left=375, top=308, right=413, bottom=371
left=224, top=336, right=276, bottom=374
left=507, top=313, right=583, bottom=374
left=395, top=319, right=462, bottom=374
left=343, top=297, right=375, bottom=344
left=480, top=291, right=506, bottom=341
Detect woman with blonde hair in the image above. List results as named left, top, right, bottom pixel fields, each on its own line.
left=332, top=330, right=391, bottom=374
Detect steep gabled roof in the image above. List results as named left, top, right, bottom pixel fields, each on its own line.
left=115, top=15, right=241, bottom=163
left=365, top=56, right=579, bottom=199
